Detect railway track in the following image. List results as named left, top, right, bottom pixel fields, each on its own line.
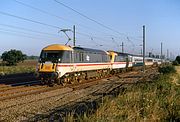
left=0, top=67, right=157, bottom=104
left=0, top=67, right=159, bottom=121
left=0, top=67, right=157, bottom=102
left=0, top=80, right=40, bottom=88
left=0, top=80, right=41, bottom=93
left=0, top=70, right=132, bottom=102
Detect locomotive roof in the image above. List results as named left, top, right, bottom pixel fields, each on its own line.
left=73, top=47, right=107, bottom=54
left=108, top=50, right=131, bottom=56
left=42, top=44, right=73, bottom=51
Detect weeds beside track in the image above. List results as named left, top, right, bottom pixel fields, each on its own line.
left=77, top=66, right=180, bottom=121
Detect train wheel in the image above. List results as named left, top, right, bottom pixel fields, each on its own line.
left=77, top=73, right=83, bottom=83
left=61, top=81, right=66, bottom=86
left=69, top=78, right=75, bottom=84
left=61, top=78, right=67, bottom=86
left=48, top=80, right=55, bottom=87
left=70, top=74, right=76, bottom=84
left=40, top=80, right=45, bottom=85
left=57, top=79, right=61, bottom=85
left=78, top=78, right=82, bottom=83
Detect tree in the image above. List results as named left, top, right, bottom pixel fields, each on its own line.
left=175, top=56, right=180, bottom=64
left=1, top=49, right=27, bottom=66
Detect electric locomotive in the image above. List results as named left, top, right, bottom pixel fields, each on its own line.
left=36, top=44, right=111, bottom=85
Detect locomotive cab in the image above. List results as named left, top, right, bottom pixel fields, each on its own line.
left=37, top=44, right=73, bottom=84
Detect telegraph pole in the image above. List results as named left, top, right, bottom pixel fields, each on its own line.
left=161, top=42, right=163, bottom=62
left=167, top=49, right=169, bottom=59
left=120, top=42, right=124, bottom=53
left=170, top=52, right=172, bottom=60
left=143, top=25, right=145, bottom=72
left=73, top=25, right=76, bottom=46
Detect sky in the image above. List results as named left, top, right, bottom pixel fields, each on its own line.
left=0, top=0, right=180, bottom=59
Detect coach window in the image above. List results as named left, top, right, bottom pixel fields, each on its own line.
left=96, top=54, right=99, bottom=62
left=75, top=51, right=79, bottom=63
left=115, top=56, right=119, bottom=62
left=81, top=52, right=84, bottom=62
left=129, top=57, right=132, bottom=62
left=61, top=51, right=70, bottom=63
left=79, top=52, right=84, bottom=62
left=70, top=51, right=73, bottom=63
left=79, top=52, right=81, bottom=62
left=103, top=54, right=108, bottom=62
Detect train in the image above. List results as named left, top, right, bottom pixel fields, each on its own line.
left=36, top=44, right=166, bottom=85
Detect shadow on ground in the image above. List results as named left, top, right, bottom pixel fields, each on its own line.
left=28, top=83, right=129, bottom=122
left=0, top=73, right=38, bottom=86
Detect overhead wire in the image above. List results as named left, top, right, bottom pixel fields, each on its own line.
left=0, top=27, right=60, bottom=39
left=0, top=11, right=111, bottom=43
left=4, top=0, right=133, bottom=48
left=0, top=30, right=50, bottom=40
left=1, top=1, right=139, bottom=51
left=0, top=11, right=63, bottom=29
left=12, top=0, right=112, bottom=37
left=54, top=0, right=136, bottom=47
left=13, top=0, right=67, bottom=22
left=14, top=0, right=138, bottom=42
left=54, top=0, right=125, bottom=35
left=0, top=23, right=59, bottom=37
left=53, top=0, right=139, bottom=39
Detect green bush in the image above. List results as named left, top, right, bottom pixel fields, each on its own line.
left=1, top=49, right=27, bottom=66
left=175, top=56, right=180, bottom=64
left=172, top=60, right=179, bottom=66
left=158, top=65, right=176, bottom=74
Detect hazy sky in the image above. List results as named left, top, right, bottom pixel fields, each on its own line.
left=0, top=0, right=180, bottom=58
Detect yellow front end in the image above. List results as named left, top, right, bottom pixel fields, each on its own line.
left=37, top=44, right=73, bottom=84
left=37, top=63, right=59, bottom=85
left=108, top=51, right=117, bottom=63
left=39, top=63, right=56, bottom=72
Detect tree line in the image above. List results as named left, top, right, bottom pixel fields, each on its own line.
left=0, top=49, right=38, bottom=66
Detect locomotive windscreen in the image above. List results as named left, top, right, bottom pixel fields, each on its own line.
left=39, top=50, right=72, bottom=63
left=39, top=50, right=64, bottom=63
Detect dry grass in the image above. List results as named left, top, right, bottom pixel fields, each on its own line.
left=78, top=66, right=180, bottom=121
left=174, top=66, right=180, bottom=85
left=0, top=60, right=37, bottom=75
left=17, top=60, right=37, bottom=67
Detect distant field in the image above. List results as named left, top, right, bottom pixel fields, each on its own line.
left=0, top=60, right=38, bottom=75
left=17, top=60, right=38, bottom=67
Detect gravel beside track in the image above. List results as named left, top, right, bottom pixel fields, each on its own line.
left=0, top=68, right=159, bottom=121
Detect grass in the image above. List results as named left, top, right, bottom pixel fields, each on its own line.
left=174, top=67, right=180, bottom=85
left=74, top=65, right=180, bottom=121
left=0, top=60, right=37, bottom=75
